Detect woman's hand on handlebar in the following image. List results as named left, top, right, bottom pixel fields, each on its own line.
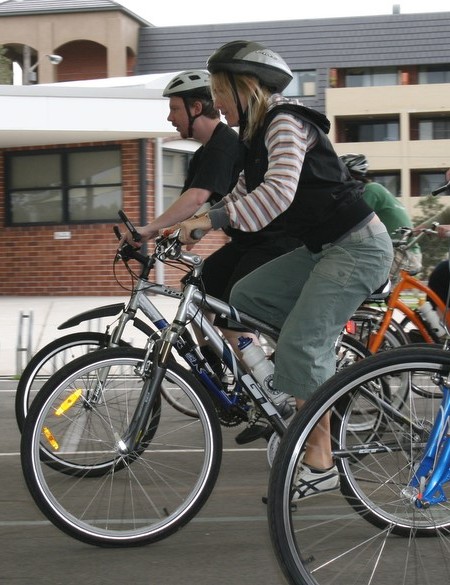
left=166, top=214, right=212, bottom=245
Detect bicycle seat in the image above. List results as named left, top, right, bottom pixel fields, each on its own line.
left=406, top=267, right=422, bottom=276
left=365, top=279, right=391, bottom=302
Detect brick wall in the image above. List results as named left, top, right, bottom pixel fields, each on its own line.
left=0, top=139, right=228, bottom=296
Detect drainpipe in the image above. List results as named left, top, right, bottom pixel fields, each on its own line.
left=154, top=138, right=164, bottom=283
left=138, top=139, right=148, bottom=256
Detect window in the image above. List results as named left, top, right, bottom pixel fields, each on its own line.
left=369, top=173, right=401, bottom=197
left=284, top=70, right=316, bottom=97
left=5, top=147, right=122, bottom=225
left=163, top=150, right=193, bottom=210
left=336, top=117, right=400, bottom=143
left=344, top=67, right=398, bottom=87
left=418, top=65, right=450, bottom=84
left=410, top=171, right=448, bottom=197
left=411, top=117, right=450, bottom=140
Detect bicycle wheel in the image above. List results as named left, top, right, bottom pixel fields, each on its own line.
left=352, top=305, right=410, bottom=350
left=15, top=332, right=117, bottom=432
left=21, top=347, right=222, bottom=547
left=15, top=330, right=201, bottom=430
left=268, top=345, right=450, bottom=585
left=267, top=334, right=371, bottom=467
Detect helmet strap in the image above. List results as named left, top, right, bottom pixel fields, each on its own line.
left=183, top=99, right=203, bottom=138
left=227, top=73, right=246, bottom=140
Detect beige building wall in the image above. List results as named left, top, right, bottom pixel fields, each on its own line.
left=327, top=84, right=450, bottom=217
left=0, top=11, right=141, bottom=82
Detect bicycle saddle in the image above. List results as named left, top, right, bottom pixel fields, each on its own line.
left=366, top=279, right=391, bottom=302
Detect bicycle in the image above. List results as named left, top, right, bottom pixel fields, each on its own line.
left=267, top=342, right=450, bottom=585
left=20, top=215, right=369, bottom=548
left=352, top=225, right=450, bottom=352
left=15, top=213, right=367, bottom=436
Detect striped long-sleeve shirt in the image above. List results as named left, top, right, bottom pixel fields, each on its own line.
left=209, top=95, right=318, bottom=233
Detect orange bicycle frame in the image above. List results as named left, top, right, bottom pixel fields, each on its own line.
left=368, top=269, right=448, bottom=353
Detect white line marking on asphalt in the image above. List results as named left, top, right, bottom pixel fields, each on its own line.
left=0, top=447, right=267, bottom=457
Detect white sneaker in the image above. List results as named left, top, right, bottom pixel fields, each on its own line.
left=292, top=463, right=340, bottom=500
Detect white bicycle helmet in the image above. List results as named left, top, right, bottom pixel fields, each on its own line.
left=163, top=70, right=215, bottom=137
left=339, top=153, right=369, bottom=177
left=163, top=70, right=212, bottom=99
left=207, top=40, right=293, bottom=93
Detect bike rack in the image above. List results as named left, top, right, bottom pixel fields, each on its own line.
left=16, top=310, right=33, bottom=375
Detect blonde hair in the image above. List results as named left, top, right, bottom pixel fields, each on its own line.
left=211, top=72, right=272, bottom=141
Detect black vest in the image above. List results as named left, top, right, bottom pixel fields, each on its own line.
left=244, top=104, right=372, bottom=252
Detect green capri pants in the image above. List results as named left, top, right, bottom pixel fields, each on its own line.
left=229, top=220, right=394, bottom=400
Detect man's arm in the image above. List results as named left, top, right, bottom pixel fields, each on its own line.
left=125, top=187, right=212, bottom=243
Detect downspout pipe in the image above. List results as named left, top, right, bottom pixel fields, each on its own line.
left=138, top=138, right=148, bottom=255
left=154, top=138, right=164, bottom=283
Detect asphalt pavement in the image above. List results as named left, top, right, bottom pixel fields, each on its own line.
left=0, top=377, right=286, bottom=585
left=0, top=295, right=288, bottom=585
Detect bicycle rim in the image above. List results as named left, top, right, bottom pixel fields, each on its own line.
left=15, top=332, right=114, bottom=432
left=268, top=346, right=450, bottom=585
left=21, top=347, right=222, bottom=547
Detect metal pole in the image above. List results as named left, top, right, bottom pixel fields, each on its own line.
left=16, top=310, right=33, bottom=375
left=154, top=137, right=164, bottom=284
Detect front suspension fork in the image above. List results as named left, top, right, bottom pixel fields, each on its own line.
left=117, top=337, right=170, bottom=454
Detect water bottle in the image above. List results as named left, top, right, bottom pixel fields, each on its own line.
left=417, top=301, right=446, bottom=339
left=238, top=336, right=288, bottom=405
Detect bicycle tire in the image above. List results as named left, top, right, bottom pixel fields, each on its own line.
left=15, top=332, right=121, bottom=432
left=21, top=346, right=222, bottom=547
left=15, top=329, right=200, bottom=430
left=352, top=305, right=410, bottom=349
left=267, top=345, right=450, bottom=585
left=266, top=334, right=370, bottom=467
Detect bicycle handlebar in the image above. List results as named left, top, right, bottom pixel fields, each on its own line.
left=391, top=223, right=439, bottom=249
left=190, top=229, right=205, bottom=240
left=118, top=209, right=142, bottom=242
left=116, top=210, right=203, bottom=270
left=432, top=180, right=450, bottom=196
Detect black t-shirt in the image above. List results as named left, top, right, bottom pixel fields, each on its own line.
left=182, top=122, right=243, bottom=204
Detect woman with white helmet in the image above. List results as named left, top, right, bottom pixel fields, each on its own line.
left=175, top=41, right=393, bottom=498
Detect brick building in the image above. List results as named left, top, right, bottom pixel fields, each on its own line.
left=1, top=1, right=450, bottom=295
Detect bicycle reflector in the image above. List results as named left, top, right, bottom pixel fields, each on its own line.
left=42, top=427, right=59, bottom=450
left=345, top=320, right=357, bottom=335
left=54, top=389, right=82, bottom=416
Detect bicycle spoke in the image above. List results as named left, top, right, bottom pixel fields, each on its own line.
left=268, top=346, right=450, bottom=585
left=21, top=347, right=222, bottom=547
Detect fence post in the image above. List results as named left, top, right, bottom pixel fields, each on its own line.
left=16, top=310, right=33, bottom=376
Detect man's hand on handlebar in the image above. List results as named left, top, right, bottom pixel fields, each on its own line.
left=119, top=225, right=159, bottom=249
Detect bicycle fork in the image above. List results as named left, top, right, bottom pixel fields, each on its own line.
left=115, top=339, right=165, bottom=455
left=403, top=380, right=450, bottom=508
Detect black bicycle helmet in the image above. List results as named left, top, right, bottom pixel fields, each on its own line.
left=207, top=40, right=293, bottom=93
left=163, top=70, right=212, bottom=99
left=339, top=153, right=369, bottom=177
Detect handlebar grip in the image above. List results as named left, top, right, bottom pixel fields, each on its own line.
left=190, top=229, right=205, bottom=241
left=432, top=181, right=450, bottom=196
left=113, top=225, right=122, bottom=241
left=118, top=209, right=142, bottom=242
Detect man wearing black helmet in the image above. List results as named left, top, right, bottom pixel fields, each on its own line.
left=176, top=41, right=393, bottom=498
